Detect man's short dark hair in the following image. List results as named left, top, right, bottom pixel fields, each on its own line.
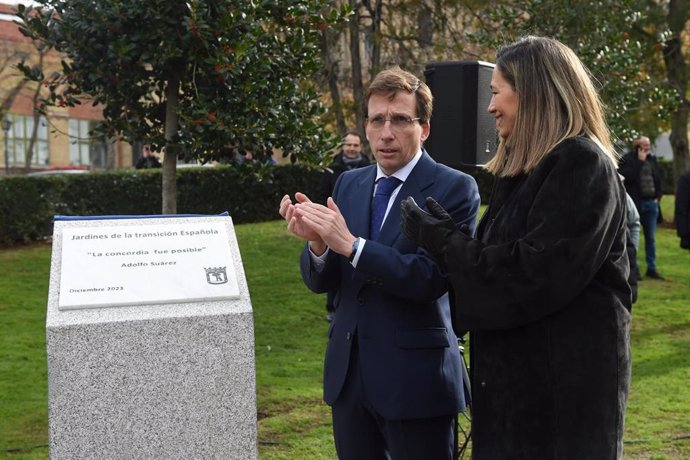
left=364, top=66, right=433, bottom=122
left=344, top=129, right=362, bottom=141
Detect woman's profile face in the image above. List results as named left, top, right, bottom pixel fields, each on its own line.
left=488, top=67, right=518, bottom=140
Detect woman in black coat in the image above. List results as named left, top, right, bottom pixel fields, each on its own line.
left=676, top=169, right=690, bottom=250
left=401, top=36, right=632, bottom=459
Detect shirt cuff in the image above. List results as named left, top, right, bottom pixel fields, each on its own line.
left=351, top=238, right=366, bottom=267
left=309, top=244, right=329, bottom=271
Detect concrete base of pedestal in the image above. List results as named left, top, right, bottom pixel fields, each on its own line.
left=46, top=216, right=257, bottom=459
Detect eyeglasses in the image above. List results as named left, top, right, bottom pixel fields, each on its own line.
left=366, top=115, right=421, bottom=131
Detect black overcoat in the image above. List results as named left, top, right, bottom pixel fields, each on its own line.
left=443, top=137, right=632, bottom=459
left=675, top=170, right=690, bottom=248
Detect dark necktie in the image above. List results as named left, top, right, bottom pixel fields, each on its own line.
left=370, top=176, right=402, bottom=240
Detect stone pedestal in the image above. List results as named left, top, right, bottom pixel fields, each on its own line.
left=46, top=215, right=257, bottom=459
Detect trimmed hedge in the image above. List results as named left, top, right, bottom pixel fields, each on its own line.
left=0, top=164, right=321, bottom=246
left=0, top=164, right=494, bottom=246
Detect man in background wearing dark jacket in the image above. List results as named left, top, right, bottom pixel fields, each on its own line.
left=619, top=136, right=665, bottom=279
left=318, top=130, right=370, bottom=321
left=134, top=144, right=162, bottom=169
left=319, top=130, right=370, bottom=202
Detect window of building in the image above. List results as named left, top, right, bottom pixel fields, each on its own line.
left=5, top=114, right=50, bottom=167
left=68, top=119, right=108, bottom=168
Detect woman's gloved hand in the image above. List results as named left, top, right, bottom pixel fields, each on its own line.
left=400, top=196, right=455, bottom=263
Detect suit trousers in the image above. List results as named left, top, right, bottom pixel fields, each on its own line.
left=331, top=337, right=455, bottom=460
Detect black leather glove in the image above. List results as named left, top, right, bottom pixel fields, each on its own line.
left=400, top=196, right=456, bottom=263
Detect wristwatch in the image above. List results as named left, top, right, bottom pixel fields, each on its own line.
left=348, top=238, right=360, bottom=263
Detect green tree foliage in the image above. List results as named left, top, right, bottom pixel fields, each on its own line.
left=16, top=0, right=346, bottom=212
left=637, top=0, right=690, bottom=180
left=468, top=0, right=678, bottom=145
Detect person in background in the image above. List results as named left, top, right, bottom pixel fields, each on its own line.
left=619, top=136, right=664, bottom=279
left=279, top=66, right=480, bottom=459
left=625, top=191, right=640, bottom=304
left=231, top=149, right=256, bottom=165
left=318, top=130, right=370, bottom=204
left=401, top=36, right=631, bottom=458
left=318, top=130, right=370, bottom=321
left=134, top=144, right=162, bottom=169
left=676, top=168, right=690, bottom=250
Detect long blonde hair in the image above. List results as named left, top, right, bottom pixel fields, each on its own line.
left=485, top=36, right=616, bottom=177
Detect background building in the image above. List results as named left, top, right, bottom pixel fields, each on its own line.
left=0, top=2, right=134, bottom=174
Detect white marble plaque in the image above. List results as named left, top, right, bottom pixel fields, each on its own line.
left=58, top=221, right=240, bottom=309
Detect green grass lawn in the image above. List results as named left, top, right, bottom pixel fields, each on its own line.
left=1, top=197, right=689, bottom=459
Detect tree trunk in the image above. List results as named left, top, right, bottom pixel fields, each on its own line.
left=24, top=83, right=43, bottom=173
left=320, top=28, right=346, bottom=135
left=105, top=138, right=116, bottom=170
left=662, top=0, right=690, bottom=183
left=162, top=73, right=180, bottom=214
left=1, top=49, right=28, bottom=116
left=24, top=52, right=45, bottom=173
left=349, top=0, right=366, bottom=145
left=0, top=80, right=27, bottom=115
left=362, top=0, right=383, bottom=81
left=417, top=4, right=434, bottom=49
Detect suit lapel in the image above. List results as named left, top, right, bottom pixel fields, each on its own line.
left=377, top=151, right=437, bottom=245
left=345, top=167, right=377, bottom=240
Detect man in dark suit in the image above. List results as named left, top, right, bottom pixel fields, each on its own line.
left=279, top=67, right=480, bottom=459
left=318, top=129, right=370, bottom=321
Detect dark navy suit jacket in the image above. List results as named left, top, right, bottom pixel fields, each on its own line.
left=300, top=152, right=480, bottom=420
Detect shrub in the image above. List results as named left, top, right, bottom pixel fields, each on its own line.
left=0, top=165, right=319, bottom=246
left=0, top=163, right=492, bottom=246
